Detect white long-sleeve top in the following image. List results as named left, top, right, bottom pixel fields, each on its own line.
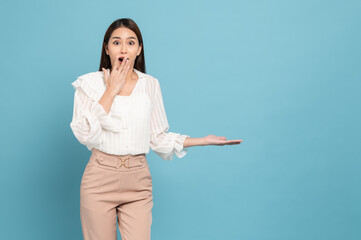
left=70, top=68, right=189, bottom=160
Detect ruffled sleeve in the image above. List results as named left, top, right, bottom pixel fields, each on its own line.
left=70, top=87, right=106, bottom=149
left=149, top=79, right=190, bottom=160
left=69, top=74, right=123, bottom=149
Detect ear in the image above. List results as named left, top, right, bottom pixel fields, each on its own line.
left=137, top=44, right=142, bottom=56
left=104, top=44, right=109, bottom=55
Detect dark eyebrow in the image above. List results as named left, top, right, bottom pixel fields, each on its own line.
left=111, top=36, right=136, bottom=40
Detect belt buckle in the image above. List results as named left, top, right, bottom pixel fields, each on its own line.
left=116, top=155, right=130, bottom=169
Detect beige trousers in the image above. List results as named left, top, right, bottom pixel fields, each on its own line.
left=80, top=148, right=153, bottom=240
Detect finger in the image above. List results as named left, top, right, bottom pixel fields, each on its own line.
left=114, top=57, right=124, bottom=79
left=119, top=58, right=129, bottom=75
left=123, top=57, right=130, bottom=70
left=222, top=141, right=239, bottom=145
left=227, top=140, right=243, bottom=144
left=115, top=56, right=121, bottom=71
left=125, top=58, right=131, bottom=72
left=119, top=57, right=128, bottom=72
left=113, top=55, right=120, bottom=71
left=102, top=68, right=108, bottom=86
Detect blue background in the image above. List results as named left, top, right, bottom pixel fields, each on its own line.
left=1, top=0, right=360, bottom=239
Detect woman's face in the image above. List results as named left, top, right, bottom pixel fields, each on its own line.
left=105, top=27, right=142, bottom=70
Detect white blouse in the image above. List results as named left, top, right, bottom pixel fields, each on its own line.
left=70, top=68, right=189, bottom=160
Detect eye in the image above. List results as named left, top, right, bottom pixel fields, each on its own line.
left=113, top=41, right=119, bottom=45
left=129, top=41, right=135, bottom=45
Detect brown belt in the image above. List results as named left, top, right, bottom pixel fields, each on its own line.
left=92, top=148, right=146, bottom=169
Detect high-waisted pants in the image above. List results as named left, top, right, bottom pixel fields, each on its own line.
left=80, top=148, right=153, bottom=240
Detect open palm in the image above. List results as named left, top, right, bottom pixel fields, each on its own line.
left=203, top=135, right=243, bottom=146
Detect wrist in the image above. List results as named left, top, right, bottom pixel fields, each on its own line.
left=200, top=137, right=208, bottom=146
left=105, top=88, right=118, bottom=98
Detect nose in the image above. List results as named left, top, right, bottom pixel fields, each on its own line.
left=121, top=42, right=127, bottom=53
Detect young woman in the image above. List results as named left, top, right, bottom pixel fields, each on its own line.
left=70, top=18, right=243, bottom=240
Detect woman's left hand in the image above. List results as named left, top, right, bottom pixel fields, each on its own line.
left=203, top=135, right=243, bottom=146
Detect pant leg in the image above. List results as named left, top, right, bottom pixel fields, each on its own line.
left=80, top=205, right=117, bottom=240
left=80, top=163, right=118, bottom=240
left=117, top=166, right=153, bottom=240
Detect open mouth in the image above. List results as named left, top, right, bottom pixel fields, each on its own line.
left=118, top=57, right=130, bottom=63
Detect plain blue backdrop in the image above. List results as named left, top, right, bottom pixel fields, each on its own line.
left=0, top=0, right=360, bottom=239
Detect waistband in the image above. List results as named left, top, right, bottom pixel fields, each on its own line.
left=89, top=148, right=148, bottom=172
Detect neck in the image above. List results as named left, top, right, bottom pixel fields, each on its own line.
left=126, top=68, right=137, bottom=82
